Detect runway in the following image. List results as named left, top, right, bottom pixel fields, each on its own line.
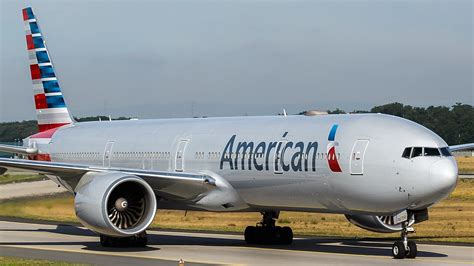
left=0, top=221, right=472, bottom=265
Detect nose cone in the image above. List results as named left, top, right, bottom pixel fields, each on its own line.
left=430, top=158, right=458, bottom=200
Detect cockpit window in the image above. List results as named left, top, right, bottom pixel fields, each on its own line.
left=402, top=147, right=412, bottom=159
left=424, top=148, right=440, bottom=156
left=412, top=147, right=423, bottom=158
left=440, top=147, right=452, bottom=157
left=402, top=146, right=452, bottom=159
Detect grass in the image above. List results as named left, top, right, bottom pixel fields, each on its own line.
left=456, top=157, right=474, bottom=173
left=0, top=179, right=473, bottom=243
left=0, top=174, right=45, bottom=185
left=0, top=256, right=88, bottom=266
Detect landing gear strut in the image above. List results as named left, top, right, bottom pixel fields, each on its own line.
left=100, top=231, right=148, bottom=247
left=392, top=221, right=417, bottom=259
left=244, top=211, right=293, bottom=245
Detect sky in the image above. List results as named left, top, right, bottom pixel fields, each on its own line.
left=0, top=0, right=472, bottom=122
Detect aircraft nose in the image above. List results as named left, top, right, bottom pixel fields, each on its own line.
left=430, top=158, right=458, bottom=198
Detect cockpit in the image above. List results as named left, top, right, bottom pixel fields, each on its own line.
left=402, top=147, right=452, bottom=159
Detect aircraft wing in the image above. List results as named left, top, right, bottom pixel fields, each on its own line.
left=0, top=158, right=216, bottom=200
left=0, top=144, right=38, bottom=155
left=449, top=143, right=474, bottom=152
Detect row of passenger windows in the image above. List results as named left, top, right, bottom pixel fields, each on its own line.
left=53, top=152, right=172, bottom=160
left=55, top=151, right=341, bottom=161
left=55, top=152, right=100, bottom=159
left=218, top=152, right=341, bottom=160
left=195, top=152, right=221, bottom=159
left=402, top=147, right=452, bottom=159
left=112, top=151, right=170, bottom=159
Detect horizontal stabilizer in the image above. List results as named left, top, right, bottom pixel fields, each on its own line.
left=449, top=143, right=474, bottom=152
left=0, top=144, right=38, bottom=155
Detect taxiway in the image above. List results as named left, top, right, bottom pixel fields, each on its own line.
left=0, top=221, right=472, bottom=265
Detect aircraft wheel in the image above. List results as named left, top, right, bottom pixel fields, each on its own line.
left=99, top=232, right=148, bottom=248
left=131, top=231, right=148, bottom=247
left=392, top=241, right=406, bottom=259
left=405, top=240, right=417, bottom=259
left=244, top=226, right=257, bottom=244
left=100, top=235, right=111, bottom=247
left=280, top=226, right=293, bottom=245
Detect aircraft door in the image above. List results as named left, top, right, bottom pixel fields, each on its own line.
left=273, top=141, right=287, bottom=174
left=350, top=139, right=369, bottom=175
left=175, top=140, right=188, bottom=172
left=103, top=141, right=114, bottom=167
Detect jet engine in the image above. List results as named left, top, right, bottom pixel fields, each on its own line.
left=74, top=172, right=157, bottom=237
left=345, top=214, right=415, bottom=233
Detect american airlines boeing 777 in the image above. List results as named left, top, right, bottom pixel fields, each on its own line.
left=1, top=7, right=472, bottom=259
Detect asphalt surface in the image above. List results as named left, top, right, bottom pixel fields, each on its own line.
left=0, top=180, right=67, bottom=200
left=0, top=221, right=472, bottom=266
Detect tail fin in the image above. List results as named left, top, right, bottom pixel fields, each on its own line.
left=22, top=7, right=73, bottom=132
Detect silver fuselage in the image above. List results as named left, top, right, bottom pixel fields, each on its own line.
left=27, top=113, right=458, bottom=216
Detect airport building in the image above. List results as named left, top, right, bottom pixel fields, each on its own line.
left=453, top=149, right=474, bottom=157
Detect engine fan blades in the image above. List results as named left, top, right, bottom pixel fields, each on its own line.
left=379, top=215, right=396, bottom=225
left=108, top=196, right=145, bottom=229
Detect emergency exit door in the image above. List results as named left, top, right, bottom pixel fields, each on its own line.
left=103, top=141, right=114, bottom=167
left=175, top=140, right=188, bottom=172
left=350, top=139, right=369, bottom=175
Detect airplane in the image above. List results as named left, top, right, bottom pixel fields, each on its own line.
left=0, top=7, right=472, bottom=259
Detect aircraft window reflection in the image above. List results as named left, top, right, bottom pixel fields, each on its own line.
left=424, top=148, right=440, bottom=156
left=403, top=146, right=451, bottom=159
left=402, top=147, right=412, bottom=159
left=411, top=147, right=423, bottom=158
left=440, top=147, right=452, bottom=157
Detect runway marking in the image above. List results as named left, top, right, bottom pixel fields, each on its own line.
left=2, top=244, right=241, bottom=266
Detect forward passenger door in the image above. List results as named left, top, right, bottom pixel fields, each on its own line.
left=350, top=139, right=369, bottom=175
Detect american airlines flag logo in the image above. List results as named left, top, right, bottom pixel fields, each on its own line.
left=327, top=124, right=342, bottom=172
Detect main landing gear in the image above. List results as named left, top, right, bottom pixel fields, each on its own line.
left=392, top=222, right=417, bottom=259
left=100, top=231, right=148, bottom=247
left=244, top=211, right=293, bottom=245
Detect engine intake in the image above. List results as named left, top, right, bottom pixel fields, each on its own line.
left=74, top=172, right=157, bottom=237
left=345, top=214, right=415, bottom=233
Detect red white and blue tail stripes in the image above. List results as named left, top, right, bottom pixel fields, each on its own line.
left=23, top=7, right=73, bottom=132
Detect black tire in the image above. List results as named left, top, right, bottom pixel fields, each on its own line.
left=100, top=235, right=110, bottom=247
left=406, top=241, right=417, bottom=259
left=392, top=241, right=406, bottom=259
left=134, top=231, right=148, bottom=247
left=280, top=227, right=293, bottom=245
left=244, top=226, right=256, bottom=244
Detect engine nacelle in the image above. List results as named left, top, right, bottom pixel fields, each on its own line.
left=74, top=172, right=157, bottom=237
left=345, top=214, right=415, bottom=233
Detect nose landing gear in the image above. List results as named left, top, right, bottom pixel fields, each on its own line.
left=392, top=221, right=417, bottom=259
left=244, top=211, right=293, bottom=245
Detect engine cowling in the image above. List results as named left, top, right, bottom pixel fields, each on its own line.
left=74, top=172, right=157, bottom=237
left=345, top=214, right=415, bottom=233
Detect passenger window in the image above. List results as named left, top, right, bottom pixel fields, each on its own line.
left=424, top=148, right=440, bottom=156
left=412, top=147, right=423, bottom=158
left=402, top=147, right=412, bottom=159
left=440, top=147, right=452, bottom=157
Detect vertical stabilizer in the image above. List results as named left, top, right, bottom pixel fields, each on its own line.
left=22, top=7, right=73, bottom=132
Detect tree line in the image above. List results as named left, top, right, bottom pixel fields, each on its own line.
left=0, top=103, right=472, bottom=145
